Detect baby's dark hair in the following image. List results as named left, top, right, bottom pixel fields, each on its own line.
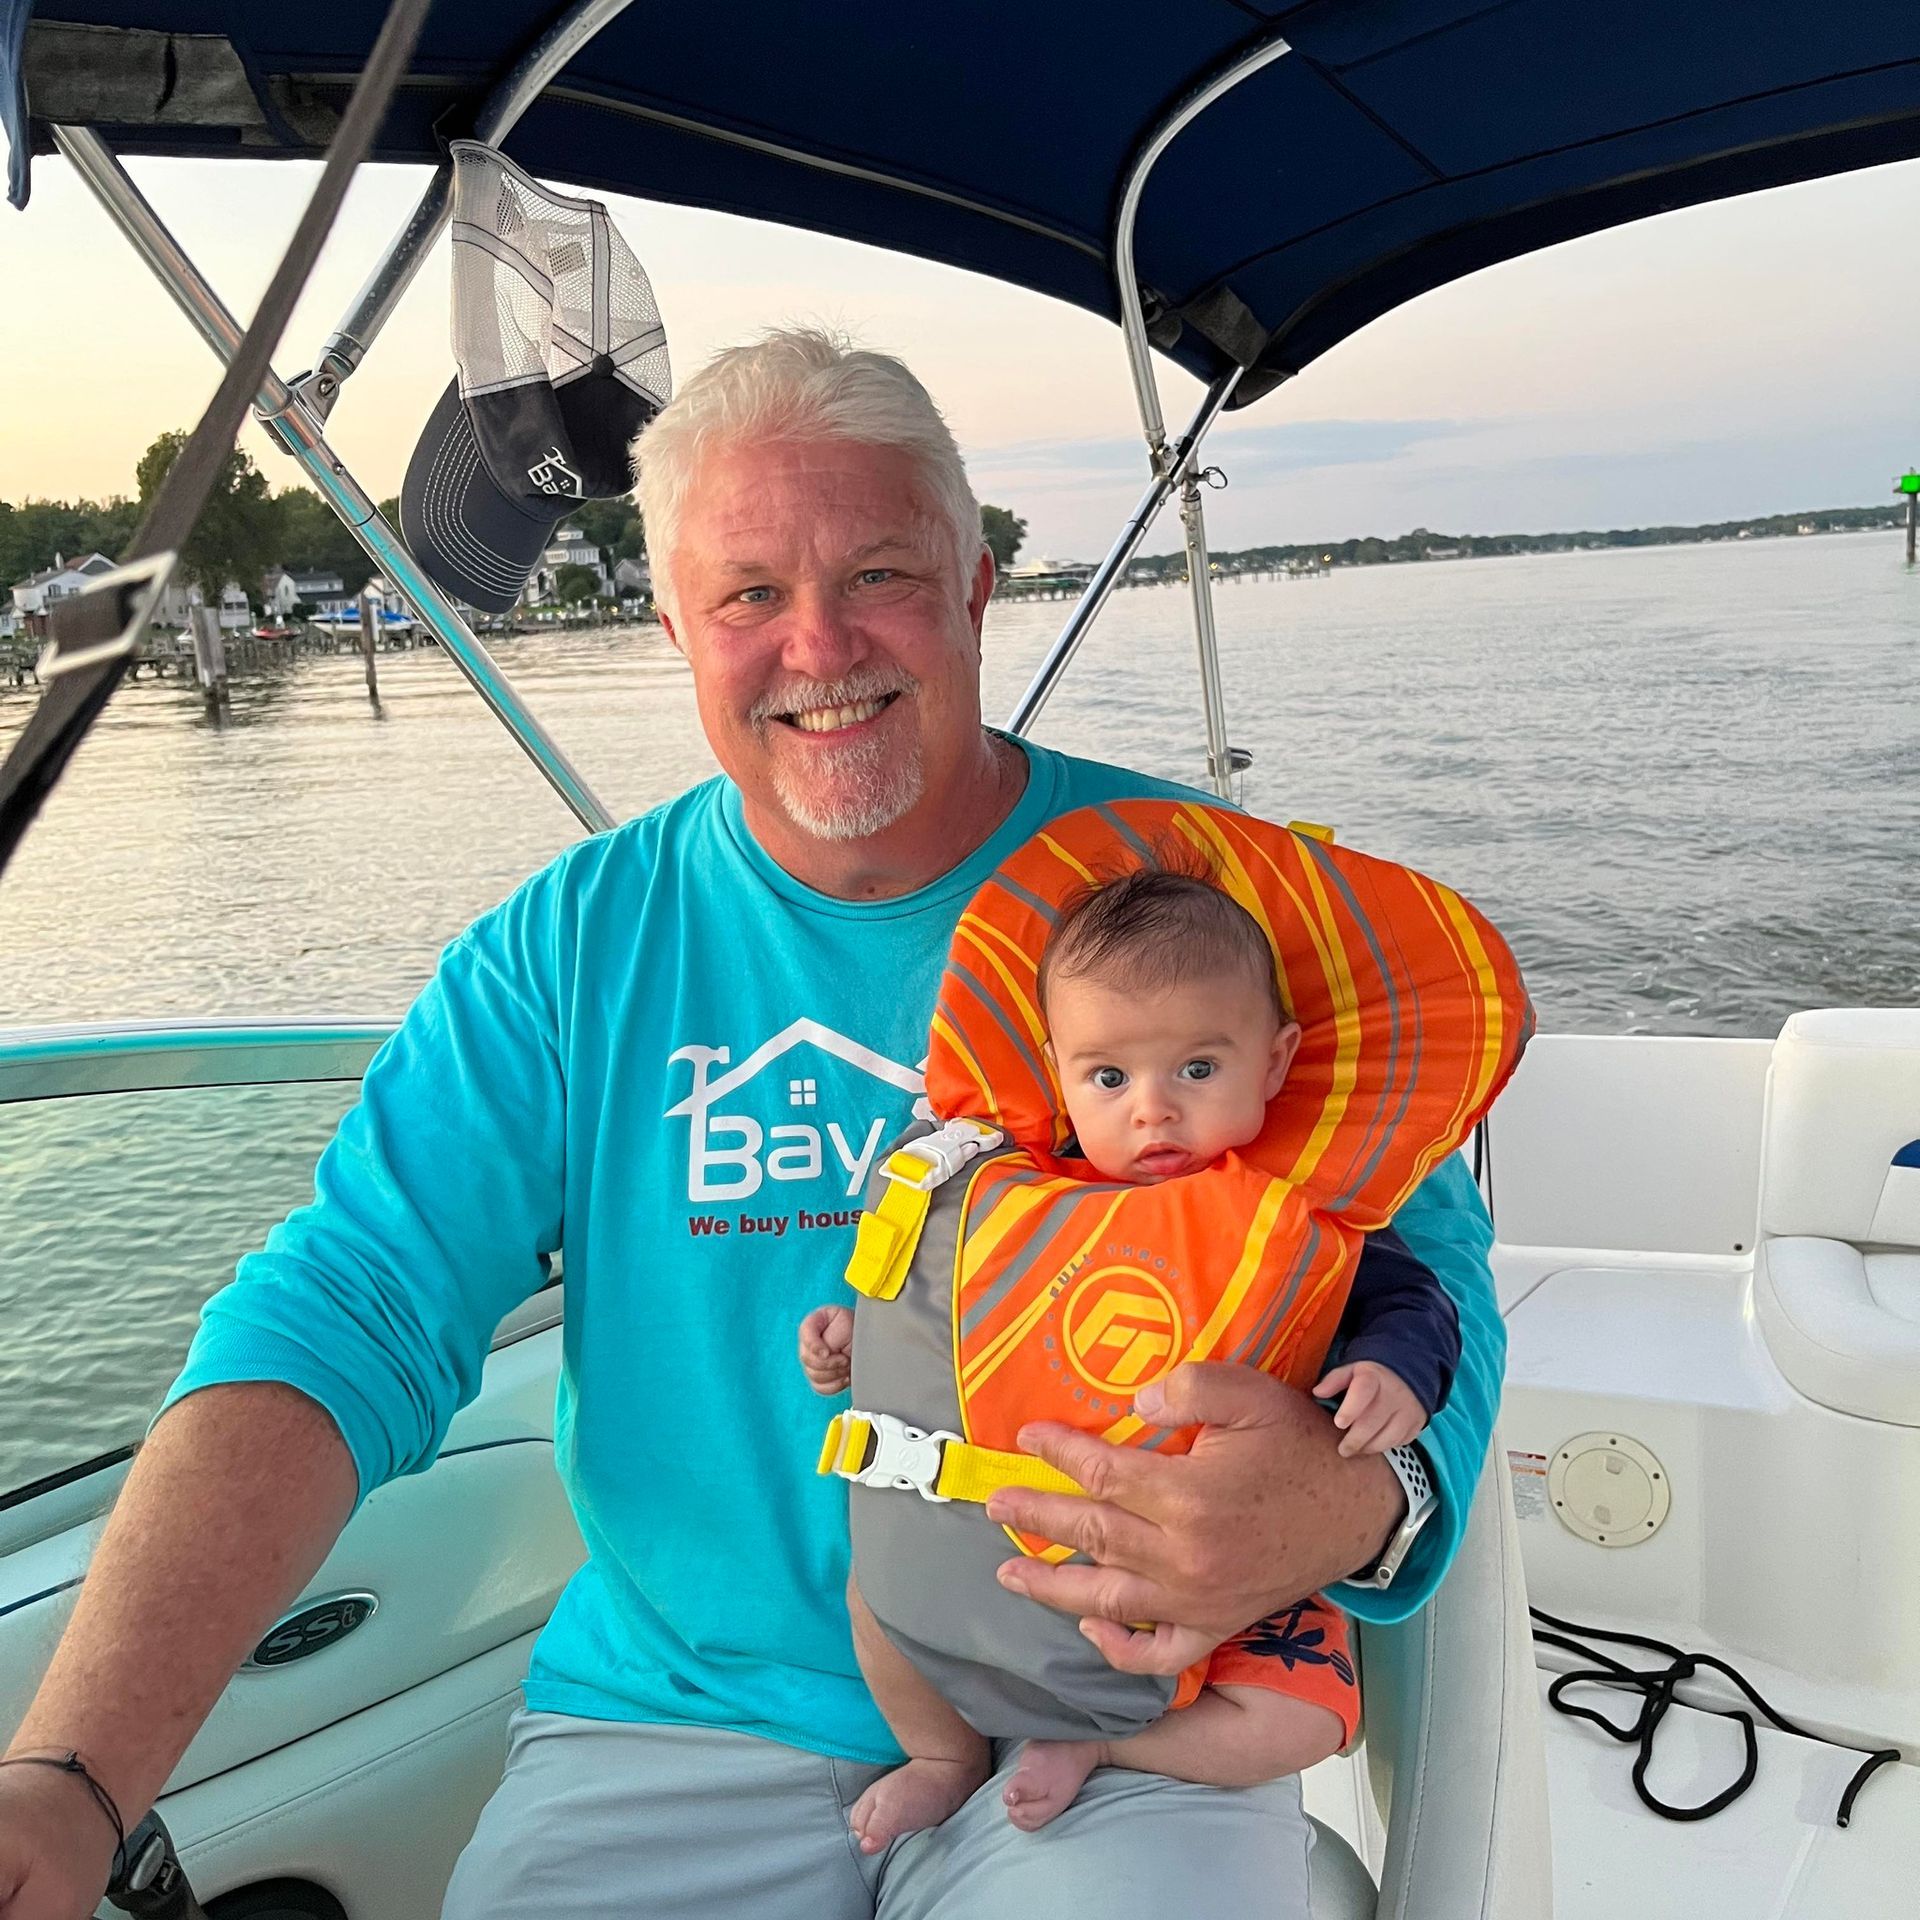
left=1038, top=853, right=1287, bottom=1023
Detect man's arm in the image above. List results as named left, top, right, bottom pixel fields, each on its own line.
left=983, top=1155, right=1501, bottom=1658
left=158, top=911, right=567, bottom=1501
left=0, top=1385, right=356, bottom=1917
left=1333, top=1152, right=1501, bottom=1624
left=0, top=876, right=573, bottom=1914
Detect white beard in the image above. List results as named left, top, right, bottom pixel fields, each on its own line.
left=770, top=725, right=925, bottom=841
left=750, top=665, right=925, bottom=842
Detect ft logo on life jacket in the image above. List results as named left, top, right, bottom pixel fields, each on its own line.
left=1062, top=1265, right=1184, bottom=1392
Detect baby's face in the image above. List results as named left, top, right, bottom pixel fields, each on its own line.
left=1047, top=967, right=1301, bottom=1184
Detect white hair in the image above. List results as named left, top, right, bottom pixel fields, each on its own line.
left=633, top=326, right=984, bottom=622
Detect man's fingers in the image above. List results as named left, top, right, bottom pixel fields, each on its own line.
left=1008, top=1420, right=1159, bottom=1507
left=1077, top=1616, right=1219, bottom=1676
left=995, top=1552, right=1164, bottom=1629
left=1133, top=1360, right=1294, bottom=1434
left=985, top=1485, right=1158, bottom=1566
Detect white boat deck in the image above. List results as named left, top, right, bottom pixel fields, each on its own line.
left=1542, top=1689, right=1914, bottom=1918
left=1300, top=1025, right=1919, bottom=1913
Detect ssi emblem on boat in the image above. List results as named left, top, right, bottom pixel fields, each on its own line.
left=245, top=1592, right=379, bottom=1669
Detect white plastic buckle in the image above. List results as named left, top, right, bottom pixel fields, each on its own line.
left=879, top=1119, right=1005, bottom=1193
left=840, top=1410, right=958, bottom=1503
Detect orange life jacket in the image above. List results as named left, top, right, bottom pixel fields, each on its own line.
left=858, top=799, right=1532, bottom=1560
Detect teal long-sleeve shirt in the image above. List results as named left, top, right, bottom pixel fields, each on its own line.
left=163, top=740, right=1502, bottom=1764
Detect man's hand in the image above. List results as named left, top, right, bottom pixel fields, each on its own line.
left=985, top=1363, right=1405, bottom=1674
left=0, top=1762, right=122, bottom=1920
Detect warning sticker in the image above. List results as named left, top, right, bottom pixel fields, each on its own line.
left=1507, top=1449, right=1549, bottom=1523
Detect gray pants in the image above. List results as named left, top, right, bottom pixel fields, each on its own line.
left=442, top=1711, right=1318, bottom=1918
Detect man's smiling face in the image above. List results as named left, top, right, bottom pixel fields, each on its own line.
left=661, top=438, right=994, bottom=853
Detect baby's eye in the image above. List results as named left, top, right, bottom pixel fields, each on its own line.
left=1092, top=1066, right=1127, bottom=1091
left=1179, top=1059, right=1217, bottom=1082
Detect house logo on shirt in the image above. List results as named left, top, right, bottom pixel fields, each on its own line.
left=665, top=1018, right=932, bottom=1207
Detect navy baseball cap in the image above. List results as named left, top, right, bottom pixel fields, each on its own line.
left=401, top=142, right=672, bottom=613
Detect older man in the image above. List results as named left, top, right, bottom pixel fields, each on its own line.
left=0, top=331, right=1501, bottom=1920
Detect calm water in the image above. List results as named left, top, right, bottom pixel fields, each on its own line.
left=2, top=534, right=1915, bottom=1492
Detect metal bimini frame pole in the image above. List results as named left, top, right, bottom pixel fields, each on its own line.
left=1002, top=369, right=1237, bottom=737
left=52, top=126, right=616, bottom=835
left=48, top=3, right=644, bottom=834
left=1008, top=32, right=1294, bottom=799
left=295, top=0, right=642, bottom=419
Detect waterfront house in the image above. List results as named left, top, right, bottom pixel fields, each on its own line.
left=526, top=525, right=612, bottom=605
left=10, top=552, right=116, bottom=635
left=154, top=576, right=254, bottom=632
left=613, top=555, right=652, bottom=604
left=264, top=568, right=349, bottom=616
left=1004, top=555, right=1095, bottom=583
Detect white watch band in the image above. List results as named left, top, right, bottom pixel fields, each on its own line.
left=1346, top=1443, right=1438, bottom=1591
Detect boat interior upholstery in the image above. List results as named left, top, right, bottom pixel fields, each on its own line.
left=1326, top=1447, right=1553, bottom=1918
left=1753, top=1009, right=1920, bottom=1426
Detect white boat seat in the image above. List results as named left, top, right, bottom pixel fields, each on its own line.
left=1756, top=1241, right=1920, bottom=1424
left=1753, top=1009, right=1920, bottom=1426
left=1309, top=1825, right=1377, bottom=1917
left=1310, top=1440, right=1554, bottom=1918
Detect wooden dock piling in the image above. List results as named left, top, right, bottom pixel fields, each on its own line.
left=358, top=590, right=381, bottom=702
left=1898, top=471, right=1919, bottom=565
left=189, top=604, right=228, bottom=715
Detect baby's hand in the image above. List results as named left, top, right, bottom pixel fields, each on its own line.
left=799, top=1304, right=855, bottom=1396
left=1311, top=1360, right=1426, bottom=1458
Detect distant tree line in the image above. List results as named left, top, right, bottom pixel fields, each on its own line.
left=15, top=440, right=1890, bottom=607
left=981, top=504, right=1025, bottom=569
left=5, top=460, right=1027, bottom=601
left=4, top=435, right=653, bottom=604
left=1127, top=502, right=1908, bottom=580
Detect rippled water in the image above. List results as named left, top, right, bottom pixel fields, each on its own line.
left=2, top=534, right=1915, bottom=1493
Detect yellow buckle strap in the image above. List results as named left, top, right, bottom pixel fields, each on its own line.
left=818, top=1409, right=1083, bottom=1504
left=933, top=1442, right=1084, bottom=1504
left=843, top=1153, right=935, bottom=1300
left=816, top=1411, right=873, bottom=1478
left=1287, top=818, right=1336, bottom=843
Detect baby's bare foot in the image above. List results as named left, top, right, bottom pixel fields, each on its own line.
left=849, top=1754, right=989, bottom=1855
left=1002, top=1739, right=1103, bottom=1832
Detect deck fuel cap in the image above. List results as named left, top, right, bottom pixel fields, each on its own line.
left=1548, top=1433, right=1670, bottom=1547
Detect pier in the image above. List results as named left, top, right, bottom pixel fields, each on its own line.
left=0, top=619, right=444, bottom=692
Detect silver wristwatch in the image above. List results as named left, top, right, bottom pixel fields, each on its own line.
left=1345, top=1443, right=1438, bottom=1591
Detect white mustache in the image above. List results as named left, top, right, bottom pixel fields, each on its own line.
left=750, top=667, right=915, bottom=726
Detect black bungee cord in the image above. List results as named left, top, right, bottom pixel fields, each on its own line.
left=1531, top=1607, right=1900, bottom=1828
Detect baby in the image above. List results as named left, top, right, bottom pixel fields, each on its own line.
left=801, top=864, right=1460, bottom=1848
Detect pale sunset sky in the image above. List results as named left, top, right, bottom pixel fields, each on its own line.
left=2, top=150, right=1917, bottom=558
